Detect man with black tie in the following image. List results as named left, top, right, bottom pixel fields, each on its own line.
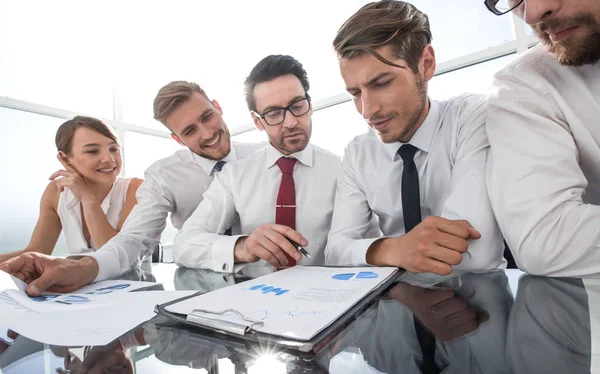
left=173, top=55, right=341, bottom=272
left=325, top=0, right=505, bottom=274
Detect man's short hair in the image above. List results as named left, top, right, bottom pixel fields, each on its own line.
left=153, top=81, right=210, bottom=127
left=333, top=0, right=432, bottom=73
left=244, top=55, right=310, bottom=112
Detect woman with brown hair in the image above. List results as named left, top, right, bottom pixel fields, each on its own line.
left=0, top=116, right=143, bottom=263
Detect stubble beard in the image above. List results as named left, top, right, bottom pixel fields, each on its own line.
left=380, top=75, right=428, bottom=144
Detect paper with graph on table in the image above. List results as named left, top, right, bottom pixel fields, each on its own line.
left=0, top=270, right=194, bottom=346
left=0, top=270, right=162, bottom=316
left=165, top=266, right=398, bottom=341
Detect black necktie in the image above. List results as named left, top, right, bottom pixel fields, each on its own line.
left=213, top=160, right=226, bottom=173
left=414, top=318, right=440, bottom=374
left=398, top=144, right=421, bottom=232
left=399, top=144, right=439, bottom=374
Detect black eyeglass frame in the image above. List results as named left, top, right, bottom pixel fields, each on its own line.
left=484, top=0, right=524, bottom=15
left=252, top=95, right=312, bottom=126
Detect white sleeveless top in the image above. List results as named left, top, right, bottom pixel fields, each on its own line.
left=56, top=177, right=133, bottom=254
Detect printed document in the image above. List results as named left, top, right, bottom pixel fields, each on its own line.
left=0, top=270, right=193, bottom=346
left=166, top=266, right=398, bottom=341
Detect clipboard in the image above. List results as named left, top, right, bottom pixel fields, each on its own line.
left=155, top=268, right=401, bottom=353
left=149, top=300, right=374, bottom=367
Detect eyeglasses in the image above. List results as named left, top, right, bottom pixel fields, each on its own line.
left=253, top=96, right=311, bottom=126
left=484, top=0, right=523, bottom=15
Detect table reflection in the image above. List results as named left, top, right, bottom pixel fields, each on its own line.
left=507, top=276, right=591, bottom=374
left=355, top=271, right=513, bottom=373
left=1, top=266, right=595, bottom=374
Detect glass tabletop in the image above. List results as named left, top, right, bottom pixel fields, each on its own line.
left=0, top=264, right=594, bottom=374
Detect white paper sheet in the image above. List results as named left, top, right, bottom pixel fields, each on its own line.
left=0, top=271, right=158, bottom=296
left=0, top=277, right=162, bottom=317
left=48, top=279, right=162, bottom=295
left=1, top=290, right=195, bottom=346
left=0, top=270, right=194, bottom=346
left=166, top=266, right=397, bottom=341
left=0, top=270, right=27, bottom=292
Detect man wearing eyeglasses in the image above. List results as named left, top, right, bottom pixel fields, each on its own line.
left=483, top=0, right=600, bottom=276
left=173, top=55, right=340, bottom=272
left=325, top=0, right=505, bottom=275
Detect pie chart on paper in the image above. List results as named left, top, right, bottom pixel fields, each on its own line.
left=332, top=271, right=379, bottom=281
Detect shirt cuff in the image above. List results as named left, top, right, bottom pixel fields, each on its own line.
left=118, top=330, right=141, bottom=349
left=349, top=237, right=387, bottom=266
left=82, top=250, right=121, bottom=282
left=211, top=235, right=244, bottom=273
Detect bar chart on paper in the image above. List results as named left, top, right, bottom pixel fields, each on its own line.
left=165, top=266, right=398, bottom=340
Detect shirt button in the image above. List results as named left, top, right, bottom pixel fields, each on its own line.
left=222, top=263, right=228, bottom=271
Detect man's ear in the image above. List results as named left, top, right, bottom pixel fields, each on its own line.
left=420, top=44, right=436, bottom=82
left=251, top=112, right=265, bottom=132
left=212, top=99, right=224, bottom=116
left=170, top=133, right=186, bottom=146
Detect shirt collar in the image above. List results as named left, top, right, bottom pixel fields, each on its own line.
left=192, top=144, right=238, bottom=175
left=383, top=98, right=440, bottom=161
left=266, top=142, right=314, bottom=169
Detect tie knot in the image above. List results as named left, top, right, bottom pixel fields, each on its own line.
left=213, top=161, right=226, bottom=173
left=276, top=157, right=297, bottom=175
left=398, top=144, right=418, bottom=163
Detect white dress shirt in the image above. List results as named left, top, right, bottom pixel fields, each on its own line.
left=326, top=94, right=505, bottom=270
left=173, top=143, right=341, bottom=272
left=84, top=141, right=265, bottom=281
left=486, top=44, right=600, bottom=277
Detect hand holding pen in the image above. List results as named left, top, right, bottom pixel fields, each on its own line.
left=286, top=238, right=313, bottom=259
left=233, top=223, right=312, bottom=268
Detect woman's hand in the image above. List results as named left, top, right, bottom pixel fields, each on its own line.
left=49, top=153, right=97, bottom=204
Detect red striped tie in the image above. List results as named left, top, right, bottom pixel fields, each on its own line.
left=276, top=157, right=298, bottom=267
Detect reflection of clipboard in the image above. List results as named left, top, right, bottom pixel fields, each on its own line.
left=149, top=307, right=372, bottom=368
left=155, top=268, right=401, bottom=353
